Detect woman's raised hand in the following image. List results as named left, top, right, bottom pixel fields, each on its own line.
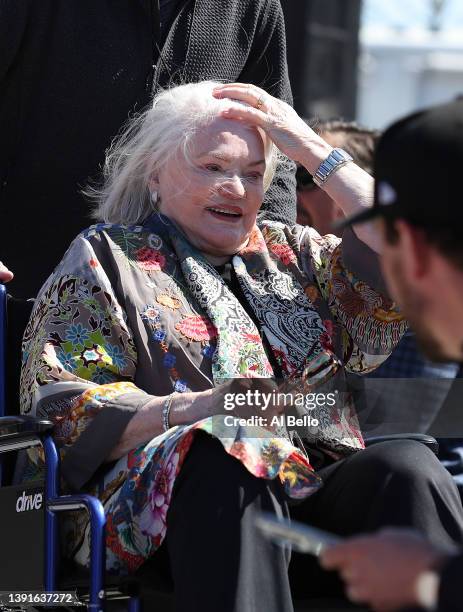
left=213, top=83, right=380, bottom=253
left=213, top=83, right=331, bottom=169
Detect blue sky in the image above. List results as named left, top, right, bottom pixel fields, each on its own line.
left=362, top=0, right=463, bottom=29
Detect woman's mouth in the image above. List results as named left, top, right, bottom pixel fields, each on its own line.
left=205, top=206, right=243, bottom=221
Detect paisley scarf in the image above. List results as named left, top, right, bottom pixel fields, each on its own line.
left=145, top=213, right=364, bottom=455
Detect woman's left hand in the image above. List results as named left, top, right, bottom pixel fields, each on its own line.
left=214, top=83, right=381, bottom=254
left=212, top=83, right=331, bottom=171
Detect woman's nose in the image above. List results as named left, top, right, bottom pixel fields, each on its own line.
left=217, top=175, right=247, bottom=199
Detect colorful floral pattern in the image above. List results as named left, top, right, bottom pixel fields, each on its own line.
left=156, top=294, right=181, bottom=310
left=175, top=315, right=218, bottom=342
left=270, top=242, right=298, bottom=266
left=20, top=215, right=406, bottom=574
left=135, top=246, right=166, bottom=271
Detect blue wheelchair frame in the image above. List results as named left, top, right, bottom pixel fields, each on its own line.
left=0, top=284, right=140, bottom=611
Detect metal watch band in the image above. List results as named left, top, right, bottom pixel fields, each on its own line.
left=313, top=148, right=353, bottom=187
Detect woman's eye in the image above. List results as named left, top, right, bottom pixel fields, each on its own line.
left=246, top=172, right=263, bottom=181
left=205, top=164, right=222, bottom=172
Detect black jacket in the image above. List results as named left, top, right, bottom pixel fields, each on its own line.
left=0, top=0, right=296, bottom=298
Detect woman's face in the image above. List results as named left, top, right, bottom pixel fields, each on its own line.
left=154, top=117, right=266, bottom=261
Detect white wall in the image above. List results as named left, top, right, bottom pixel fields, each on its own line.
left=357, top=27, right=463, bottom=129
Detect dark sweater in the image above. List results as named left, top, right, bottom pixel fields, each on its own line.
left=160, top=0, right=184, bottom=33
left=0, top=0, right=296, bottom=298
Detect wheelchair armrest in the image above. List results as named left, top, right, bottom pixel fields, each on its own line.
left=0, top=415, right=54, bottom=452
left=364, top=433, right=439, bottom=455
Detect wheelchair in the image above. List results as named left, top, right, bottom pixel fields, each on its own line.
left=0, top=283, right=439, bottom=612
left=0, top=284, right=158, bottom=611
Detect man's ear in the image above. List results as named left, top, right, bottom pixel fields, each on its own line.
left=395, top=219, right=432, bottom=280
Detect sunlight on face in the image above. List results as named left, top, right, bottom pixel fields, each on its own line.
left=155, top=117, right=267, bottom=263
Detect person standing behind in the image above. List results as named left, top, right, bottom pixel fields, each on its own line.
left=296, top=119, right=459, bottom=439
left=0, top=0, right=296, bottom=300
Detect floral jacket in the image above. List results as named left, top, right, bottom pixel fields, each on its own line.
left=20, top=215, right=406, bottom=566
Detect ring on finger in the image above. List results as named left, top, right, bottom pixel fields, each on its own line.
left=255, top=93, right=266, bottom=110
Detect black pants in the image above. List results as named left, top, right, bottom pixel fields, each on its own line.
left=162, top=432, right=463, bottom=612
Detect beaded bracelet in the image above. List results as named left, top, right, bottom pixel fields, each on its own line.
left=162, top=392, right=175, bottom=432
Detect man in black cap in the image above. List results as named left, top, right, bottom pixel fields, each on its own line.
left=320, top=99, right=463, bottom=611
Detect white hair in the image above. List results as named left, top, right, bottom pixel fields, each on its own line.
left=89, top=81, right=277, bottom=225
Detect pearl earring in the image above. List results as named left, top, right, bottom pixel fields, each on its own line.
left=151, top=191, right=158, bottom=204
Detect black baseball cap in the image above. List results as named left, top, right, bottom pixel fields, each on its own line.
left=338, top=97, right=463, bottom=231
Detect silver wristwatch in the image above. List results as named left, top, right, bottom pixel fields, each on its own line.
left=313, top=148, right=353, bottom=187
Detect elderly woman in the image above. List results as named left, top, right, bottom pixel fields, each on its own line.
left=20, top=82, right=463, bottom=611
